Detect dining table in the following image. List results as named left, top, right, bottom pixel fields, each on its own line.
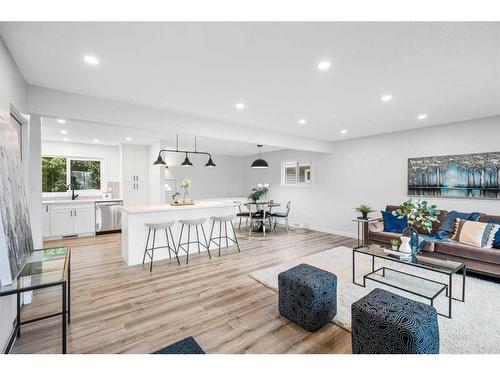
left=244, top=201, right=281, bottom=233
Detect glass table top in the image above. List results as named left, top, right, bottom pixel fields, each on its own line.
left=0, top=246, right=70, bottom=296
left=355, top=245, right=464, bottom=274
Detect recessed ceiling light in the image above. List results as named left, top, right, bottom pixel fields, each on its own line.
left=340, top=129, right=347, bottom=135
left=381, top=94, right=393, bottom=102
left=235, top=102, right=245, bottom=110
left=126, top=137, right=132, bottom=141
left=418, top=114, right=428, bottom=120
left=93, top=139, right=99, bottom=143
left=317, top=60, right=331, bottom=71
left=84, top=55, right=99, bottom=66
left=62, top=138, right=69, bottom=142
left=298, top=119, right=307, bottom=125
left=59, top=130, right=67, bottom=135
left=57, top=119, right=66, bottom=124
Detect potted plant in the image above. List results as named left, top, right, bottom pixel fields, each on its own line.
left=248, top=183, right=269, bottom=203
left=390, top=239, right=400, bottom=251
left=354, top=204, right=375, bottom=219
left=392, top=199, right=440, bottom=254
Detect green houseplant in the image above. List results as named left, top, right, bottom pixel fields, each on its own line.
left=392, top=199, right=440, bottom=253
left=248, top=183, right=269, bottom=203
left=390, top=239, right=400, bottom=251
left=354, top=204, right=375, bottom=219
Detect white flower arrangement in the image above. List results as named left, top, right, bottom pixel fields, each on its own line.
left=180, top=178, right=192, bottom=189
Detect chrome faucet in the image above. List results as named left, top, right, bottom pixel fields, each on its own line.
left=66, top=183, right=79, bottom=200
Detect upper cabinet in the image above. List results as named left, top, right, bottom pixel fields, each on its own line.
left=122, top=145, right=149, bottom=183
left=121, top=145, right=150, bottom=205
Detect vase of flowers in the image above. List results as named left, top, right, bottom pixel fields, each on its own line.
left=180, top=178, right=192, bottom=203
left=248, top=183, right=269, bottom=203
left=392, top=199, right=440, bottom=254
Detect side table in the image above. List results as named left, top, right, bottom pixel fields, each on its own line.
left=352, top=218, right=380, bottom=249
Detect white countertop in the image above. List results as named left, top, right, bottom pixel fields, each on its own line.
left=122, top=200, right=238, bottom=214
left=43, top=198, right=123, bottom=205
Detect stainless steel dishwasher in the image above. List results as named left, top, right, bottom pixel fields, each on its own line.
left=95, top=200, right=123, bottom=234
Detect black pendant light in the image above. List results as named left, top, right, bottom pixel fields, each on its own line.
left=251, top=144, right=269, bottom=169
left=153, top=154, right=167, bottom=167
left=205, top=156, right=216, bottom=168
left=181, top=152, right=193, bottom=167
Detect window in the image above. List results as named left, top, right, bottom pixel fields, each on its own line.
left=42, top=156, right=102, bottom=192
left=282, top=159, right=312, bottom=186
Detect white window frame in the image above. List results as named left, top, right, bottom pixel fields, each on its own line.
left=42, top=155, right=104, bottom=195
left=281, top=158, right=313, bottom=187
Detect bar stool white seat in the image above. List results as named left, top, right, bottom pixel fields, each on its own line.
left=143, top=221, right=179, bottom=271
left=178, top=218, right=211, bottom=264
left=209, top=214, right=240, bottom=256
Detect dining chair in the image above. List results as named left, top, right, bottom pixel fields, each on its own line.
left=235, top=203, right=250, bottom=229
left=271, top=201, right=291, bottom=232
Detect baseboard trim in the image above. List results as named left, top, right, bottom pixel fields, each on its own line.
left=297, top=224, right=357, bottom=239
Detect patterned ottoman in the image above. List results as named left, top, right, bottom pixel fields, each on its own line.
left=351, top=288, right=439, bottom=354
left=278, top=263, right=337, bottom=332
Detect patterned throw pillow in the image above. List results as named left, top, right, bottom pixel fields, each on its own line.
left=494, top=230, right=500, bottom=249
left=453, top=219, right=495, bottom=248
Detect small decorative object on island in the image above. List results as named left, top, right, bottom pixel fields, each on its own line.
left=354, top=203, right=375, bottom=219
left=390, top=239, right=400, bottom=251
left=248, top=183, right=269, bottom=203
left=392, top=199, right=440, bottom=254
left=180, top=178, right=192, bottom=204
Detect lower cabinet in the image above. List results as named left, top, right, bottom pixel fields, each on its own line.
left=47, top=203, right=95, bottom=238
left=42, top=204, right=51, bottom=237
left=123, top=182, right=149, bottom=205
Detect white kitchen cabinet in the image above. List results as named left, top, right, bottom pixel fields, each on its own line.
left=122, top=182, right=149, bottom=205
left=47, top=203, right=95, bottom=238
left=49, top=207, right=74, bottom=237
left=42, top=203, right=51, bottom=237
left=122, top=145, right=149, bottom=183
left=73, top=206, right=95, bottom=234
left=122, top=145, right=150, bottom=205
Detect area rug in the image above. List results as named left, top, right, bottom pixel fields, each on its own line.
left=153, top=336, right=205, bottom=354
left=249, top=246, right=500, bottom=354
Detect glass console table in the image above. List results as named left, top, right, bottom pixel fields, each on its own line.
left=0, top=246, right=71, bottom=353
left=353, top=245, right=465, bottom=318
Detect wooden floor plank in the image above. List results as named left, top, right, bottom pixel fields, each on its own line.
left=11, top=228, right=355, bottom=354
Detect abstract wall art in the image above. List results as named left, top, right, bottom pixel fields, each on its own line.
left=408, top=152, right=500, bottom=199
left=0, top=115, right=33, bottom=285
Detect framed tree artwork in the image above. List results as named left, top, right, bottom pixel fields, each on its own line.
left=408, top=152, right=500, bottom=199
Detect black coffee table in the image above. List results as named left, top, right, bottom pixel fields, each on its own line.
left=353, top=245, right=465, bottom=318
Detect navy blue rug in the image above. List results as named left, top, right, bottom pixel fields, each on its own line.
left=153, top=336, right=205, bottom=354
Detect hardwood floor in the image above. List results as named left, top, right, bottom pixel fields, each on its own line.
left=12, top=228, right=356, bottom=354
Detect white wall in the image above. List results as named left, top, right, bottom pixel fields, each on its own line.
left=243, top=115, right=500, bottom=237
left=0, top=36, right=27, bottom=351
left=41, top=140, right=120, bottom=196
left=163, top=153, right=245, bottom=201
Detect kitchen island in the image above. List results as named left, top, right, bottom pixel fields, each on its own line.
left=121, top=200, right=239, bottom=266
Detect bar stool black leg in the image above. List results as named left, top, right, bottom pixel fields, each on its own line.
left=195, top=225, right=201, bottom=253
left=201, top=225, right=211, bottom=259
left=165, top=229, right=172, bottom=260
left=186, top=225, right=191, bottom=264
left=150, top=229, right=156, bottom=272
left=142, top=228, right=151, bottom=264
left=218, top=221, right=222, bottom=257
left=169, top=227, right=181, bottom=266
left=230, top=221, right=241, bottom=253
left=224, top=221, right=229, bottom=247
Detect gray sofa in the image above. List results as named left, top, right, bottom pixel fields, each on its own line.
left=369, top=205, right=500, bottom=278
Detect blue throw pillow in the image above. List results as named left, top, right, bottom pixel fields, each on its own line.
left=494, top=230, right=500, bottom=249
left=382, top=211, right=408, bottom=233
left=436, top=210, right=482, bottom=239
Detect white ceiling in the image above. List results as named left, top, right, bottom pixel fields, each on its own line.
left=41, top=116, right=281, bottom=156
left=2, top=22, right=500, bottom=142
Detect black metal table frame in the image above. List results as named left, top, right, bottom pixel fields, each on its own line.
left=352, top=249, right=466, bottom=318
left=2, top=250, right=71, bottom=354
left=353, top=218, right=379, bottom=249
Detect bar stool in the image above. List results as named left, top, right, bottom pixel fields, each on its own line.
left=178, top=218, right=211, bottom=264
left=209, top=214, right=241, bottom=256
left=143, top=221, right=180, bottom=272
